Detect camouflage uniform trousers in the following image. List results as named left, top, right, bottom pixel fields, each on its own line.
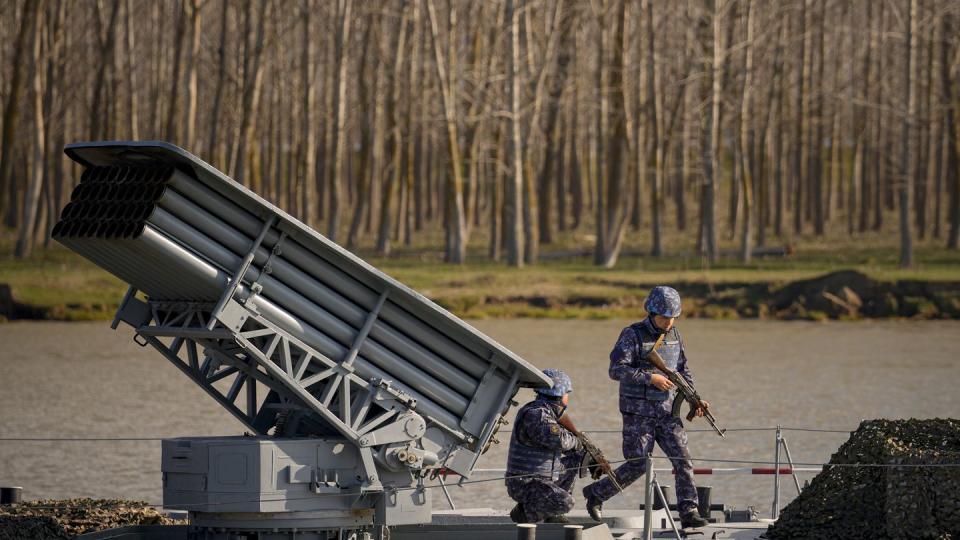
left=584, top=412, right=699, bottom=515
left=506, top=451, right=584, bottom=523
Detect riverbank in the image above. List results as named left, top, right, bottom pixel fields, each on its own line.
left=2, top=233, right=959, bottom=321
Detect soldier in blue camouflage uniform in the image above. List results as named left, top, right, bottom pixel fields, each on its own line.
left=506, top=369, right=585, bottom=524
left=582, top=286, right=709, bottom=529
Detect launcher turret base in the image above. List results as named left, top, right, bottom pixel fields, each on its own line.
left=163, top=437, right=431, bottom=534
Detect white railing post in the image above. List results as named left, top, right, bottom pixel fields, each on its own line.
left=780, top=436, right=803, bottom=495
left=643, top=452, right=654, bottom=540
left=772, top=425, right=782, bottom=520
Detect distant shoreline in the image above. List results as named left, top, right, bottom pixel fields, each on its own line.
left=3, top=269, right=958, bottom=322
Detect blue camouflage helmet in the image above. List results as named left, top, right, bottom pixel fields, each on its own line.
left=536, top=368, right=573, bottom=397
left=644, top=286, right=682, bottom=317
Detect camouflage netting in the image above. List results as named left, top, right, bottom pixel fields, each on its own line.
left=766, top=419, right=960, bottom=540
left=0, top=498, right=172, bottom=540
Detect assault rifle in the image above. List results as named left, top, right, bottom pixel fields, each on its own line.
left=647, top=347, right=727, bottom=438
left=558, top=413, right=625, bottom=492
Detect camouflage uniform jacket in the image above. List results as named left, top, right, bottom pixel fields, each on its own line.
left=608, top=317, right=695, bottom=416
left=506, top=398, right=579, bottom=479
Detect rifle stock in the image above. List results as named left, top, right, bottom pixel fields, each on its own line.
left=558, top=414, right=625, bottom=493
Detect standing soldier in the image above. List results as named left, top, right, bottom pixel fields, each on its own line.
left=506, top=368, right=585, bottom=524
left=582, top=286, right=709, bottom=529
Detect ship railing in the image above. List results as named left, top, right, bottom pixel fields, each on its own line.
left=447, top=424, right=849, bottom=521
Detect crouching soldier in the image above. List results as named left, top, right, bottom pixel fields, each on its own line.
left=506, top=368, right=585, bottom=524
left=582, top=286, right=709, bottom=529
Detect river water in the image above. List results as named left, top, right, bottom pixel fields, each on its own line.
left=1, top=319, right=958, bottom=517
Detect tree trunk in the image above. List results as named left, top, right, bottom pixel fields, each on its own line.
left=89, top=0, right=121, bottom=141
left=899, top=0, right=916, bottom=268
left=426, top=0, right=468, bottom=264
left=183, top=0, right=201, bottom=149
left=599, top=0, right=629, bottom=268
left=15, top=3, right=45, bottom=259
left=489, top=126, right=503, bottom=261
left=811, top=0, right=825, bottom=235
left=206, top=0, right=229, bottom=164
left=739, top=0, right=754, bottom=263
left=675, top=89, right=687, bottom=232
left=505, top=0, right=525, bottom=267
left=927, top=16, right=942, bottom=240
left=408, top=0, right=423, bottom=239
left=300, top=0, right=318, bottom=227
left=703, top=0, right=724, bottom=264
left=645, top=0, right=663, bottom=257
left=771, top=15, right=787, bottom=239
left=232, top=0, right=269, bottom=187
left=872, top=0, right=885, bottom=232
left=854, top=0, right=872, bottom=233
left=793, top=0, right=807, bottom=235
left=377, top=4, right=408, bottom=256
left=0, top=0, right=42, bottom=224
left=942, top=13, right=959, bottom=249
left=42, top=0, right=65, bottom=245
left=327, top=0, right=353, bottom=242
left=534, top=0, right=570, bottom=248
left=123, top=0, right=139, bottom=140
left=164, top=0, right=187, bottom=143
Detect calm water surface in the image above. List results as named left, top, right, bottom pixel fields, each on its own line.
left=1, top=319, right=958, bottom=516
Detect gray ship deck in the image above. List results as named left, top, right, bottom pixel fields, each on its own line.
left=75, top=509, right=771, bottom=540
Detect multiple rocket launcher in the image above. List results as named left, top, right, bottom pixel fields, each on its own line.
left=52, top=141, right=550, bottom=530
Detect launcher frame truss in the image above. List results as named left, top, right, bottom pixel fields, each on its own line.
left=116, top=284, right=429, bottom=492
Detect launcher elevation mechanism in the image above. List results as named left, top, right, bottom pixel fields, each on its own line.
left=53, top=141, right=551, bottom=538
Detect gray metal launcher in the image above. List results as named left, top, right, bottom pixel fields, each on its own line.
left=52, top=141, right=550, bottom=533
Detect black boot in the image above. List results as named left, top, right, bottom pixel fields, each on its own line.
left=584, top=491, right=603, bottom=522
left=509, top=503, right=527, bottom=523
left=544, top=514, right=570, bottom=524
left=680, top=511, right=708, bottom=529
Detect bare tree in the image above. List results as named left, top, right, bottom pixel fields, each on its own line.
left=231, top=0, right=269, bottom=187
left=14, top=0, right=45, bottom=259
left=702, top=0, right=726, bottom=264
left=300, top=0, right=318, bottom=228
left=899, top=0, right=917, bottom=268
left=942, top=11, right=959, bottom=249
left=327, top=0, right=353, bottom=241
left=183, top=0, right=202, bottom=149
left=206, top=0, right=230, bottom=164
left=0, top=0, right=42, bottom=224
left=164, top=0, right=188, bottom=142
left=124, top=0, right=139, bottom=140
left=505, top=0, right=524, bottom=267
left=739, top=0, right=755, bottom=263
left=426, top=0, right=468, bottom=263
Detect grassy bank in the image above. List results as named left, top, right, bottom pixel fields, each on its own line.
left=2, top=229, right=959, bottom=321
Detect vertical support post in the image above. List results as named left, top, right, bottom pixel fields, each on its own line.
left=654, top=477, right=682, bottom=540
left=111, top=286, right=137, bottom=329
left=643, top=453, right=654, bottom=540
left=0, top=487, right=22, bottom=505
left=772, top=424, right=782, bottom=519
left=437, top=474, right=456, bottom=510
left=780, top=436, right=803, bottom=495
left=208, top=215, right=277, bottom=329
left=516, top=523, right=536, bottom=540
left=563, top=524, right=583, bottom=540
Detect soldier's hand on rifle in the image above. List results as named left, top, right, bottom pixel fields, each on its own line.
left=650, top=373, right=675, bottom=391
left=694, top=400, right=710, bottom=417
